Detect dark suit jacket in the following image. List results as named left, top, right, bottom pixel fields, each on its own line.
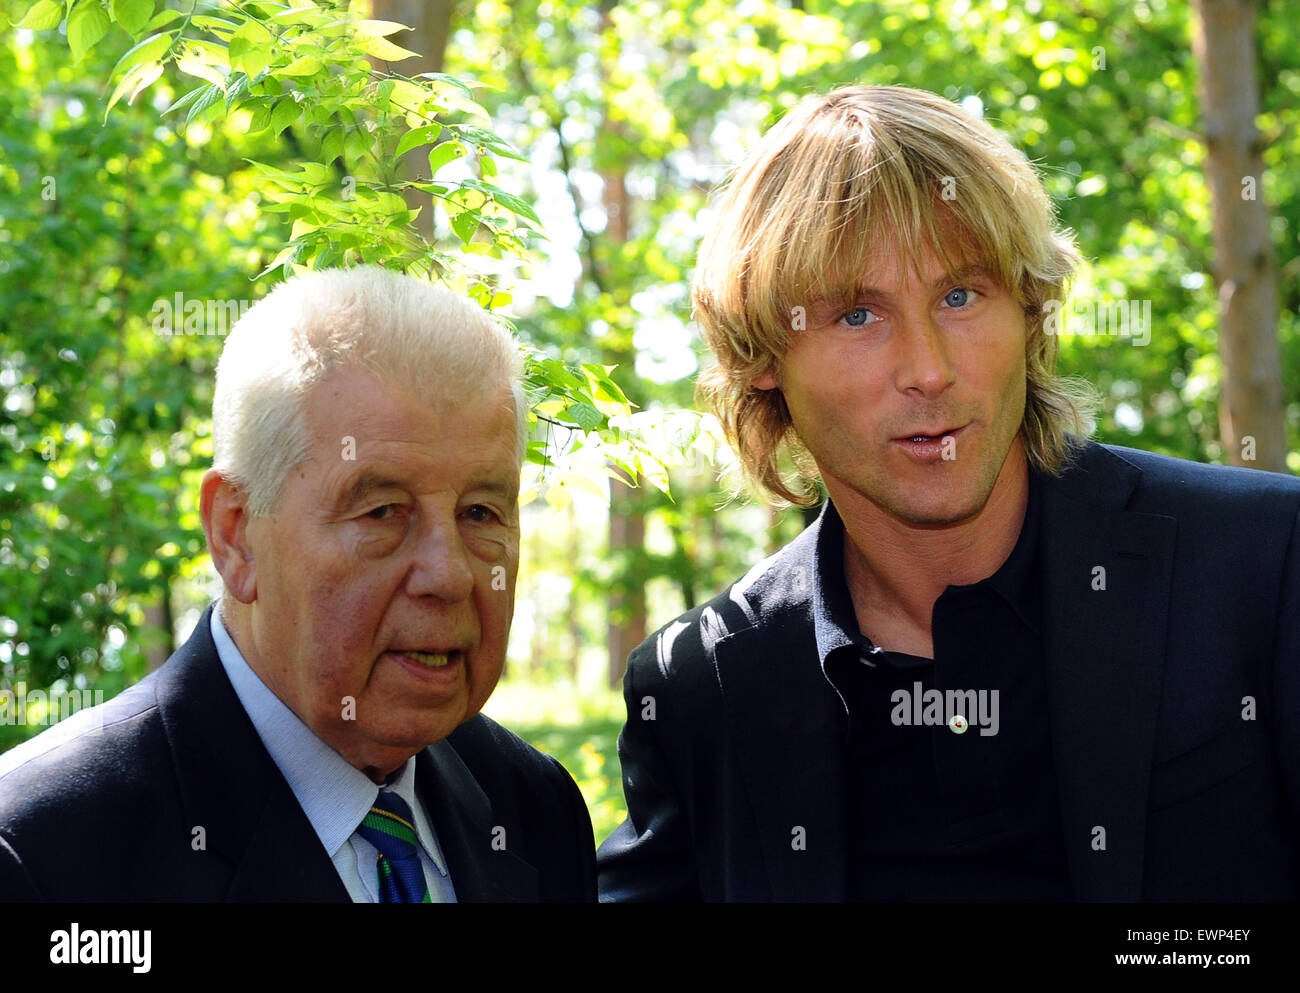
left=0, top=605, right=596, bottom=901
left=597, top=442, right=1300, bottom=901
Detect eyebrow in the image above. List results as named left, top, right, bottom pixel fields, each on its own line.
left=334, top=470, right=406, bottom=512
left=333, top=469, right=519, bottom=512
left=850, top=262, right=993, bottom=301
left=467, top=476, right=520, bottom=503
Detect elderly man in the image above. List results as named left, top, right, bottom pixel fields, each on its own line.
left=0, top=266, right=596, bottom=901
left=596, top=85, right=1300, bottom=901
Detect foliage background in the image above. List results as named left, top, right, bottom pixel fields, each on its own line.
left=2, top=0, right=1297, bottom=844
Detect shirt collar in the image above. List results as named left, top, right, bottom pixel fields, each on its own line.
left=810, top=470, right=1043, bottom=666
left=210, top=606, right=434, bottom=866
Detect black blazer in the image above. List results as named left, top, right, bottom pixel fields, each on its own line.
left=597, top=442, right=1300, bottom=901
left=0, top=605, right=596, bottom=901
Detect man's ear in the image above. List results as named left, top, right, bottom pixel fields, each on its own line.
left=200, top=469, right=257, bottom=604
left=752, top=366, right=780, bottom=391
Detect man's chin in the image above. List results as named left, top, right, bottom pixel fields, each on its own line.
left=335, top=715, right=465, bottom=772
left=877, top=487, right=993, bottom=528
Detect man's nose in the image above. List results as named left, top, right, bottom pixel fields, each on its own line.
left=894, top=312, right=956, bottom=398
left=406, top=514, right=474, bottom=603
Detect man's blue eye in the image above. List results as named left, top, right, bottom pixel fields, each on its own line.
left=944, top=288, right=971, bottom=308
left=843, top=307, right=873, bottom=326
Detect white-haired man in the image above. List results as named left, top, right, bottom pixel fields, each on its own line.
left=0, top=266, right=596, bottom=902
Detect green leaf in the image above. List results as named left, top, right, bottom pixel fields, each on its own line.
left=412, top=71, right=473, bottom=96
left=569, top=403, right=604, bottom=432
left=394, top=123, right=442, bottom=158
left=229, top=20, right=274, bottom=78
left=109, top=30, right=171, bottom=80
left=106, top=59, right=162, bottom=117
left=461, top=178, right=542, bottom=228
left=184, top=83, right=225, bottom=127
left=453, top=124, right=528, bottom=162
left=450, top=210, right=479, bottom=243
left=356, top=34, right=419, bottom=62
left=271, top=97, right=300, bottom=136
left=230, top=41, right=272, bottom=79
left=160, top=82, right=207, bottom=116
left=352, top=19, right=411, bottom=37
left=343, top=127, right=371, bottom=164
left=245, top=101, right=273, bottom=133
left=320, top=126, right=344, bottom=163
left=278, top=54, right=322, bottom=77
left=14, top=0, right=64, bottom=30
left=295, top=162, right=333, bottom=188
left=190, top=14, right=238, bottom=33
left=68, top=0, right=111, bottom=62
left=175, top=48, right=226, bottom=87
left=426, top=141, right=464, bottom=177
left=224, top=72, right=250, bottom=112
left=110, top=0, right=150, bottom=34
left=142, top=7, right=179, bottom=29
left=268, top=5, right=326, bottom=25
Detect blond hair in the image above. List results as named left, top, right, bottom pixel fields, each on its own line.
left=212, top=265, right=525, bottom=516
left=694, top=85, right=1098, bottom=505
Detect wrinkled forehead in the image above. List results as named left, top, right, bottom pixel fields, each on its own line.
left=293, top=364, right=519, bottom=472
left=294, top=369, right=521, bottom=494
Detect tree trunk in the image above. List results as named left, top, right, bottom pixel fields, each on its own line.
left=566, top=500, right=583, bottom=681
left=142, top=580, right=174, bottom=672
left=602, top=161, right=648, bottom=687
left=1191, top=0, right=1286, bottom=471
left=371, top=0, right=451, bottom=76
left=607, top=487, right=647, bottom=687
left=598, top=0, right=647, bottom=687
left=370, top=0, right=454, bottom=241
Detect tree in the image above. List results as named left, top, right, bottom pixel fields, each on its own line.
left=1192, top=0, right=1285, bottom=470
left=2, top=0, right=702, bottom=736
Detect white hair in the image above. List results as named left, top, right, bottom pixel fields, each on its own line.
left=212, top=265, right=527, bottom=516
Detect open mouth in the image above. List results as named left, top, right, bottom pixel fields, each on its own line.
left=892, top=424, right=968, bottom=459
left=897, top=425, right=964, bottom=442
left=392, top=649, right=462, bottom=669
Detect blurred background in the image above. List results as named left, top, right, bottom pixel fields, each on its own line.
left=2, top=0, right=1297, bottom=842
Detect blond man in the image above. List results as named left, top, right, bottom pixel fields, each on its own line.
left=597, top=86, right=1300, bottom=901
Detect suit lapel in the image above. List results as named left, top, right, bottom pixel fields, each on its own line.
left=712, top=521, right=849, bottom=901
left=1039, top=445, right=1176, bottom=901
left=222, top=783, right=350, bottom=901
left=155, top=605, right=349, bottom=901
left=714, top=626, right=849, bottom=900
left=415, top=742, right=539, bottom=902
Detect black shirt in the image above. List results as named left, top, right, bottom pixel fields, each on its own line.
left=813, top=472, right=1073, bottom=900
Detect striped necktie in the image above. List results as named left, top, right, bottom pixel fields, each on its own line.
left=357, top=789, right=431, bottom=903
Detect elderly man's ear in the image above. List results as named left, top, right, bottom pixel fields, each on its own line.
left=200, top=469, right=258, bottom=604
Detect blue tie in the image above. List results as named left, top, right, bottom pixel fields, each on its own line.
left=356, top=789, right=431, bottom=903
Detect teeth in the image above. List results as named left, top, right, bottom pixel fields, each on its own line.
left=403, top=650, right=452, bottom=668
